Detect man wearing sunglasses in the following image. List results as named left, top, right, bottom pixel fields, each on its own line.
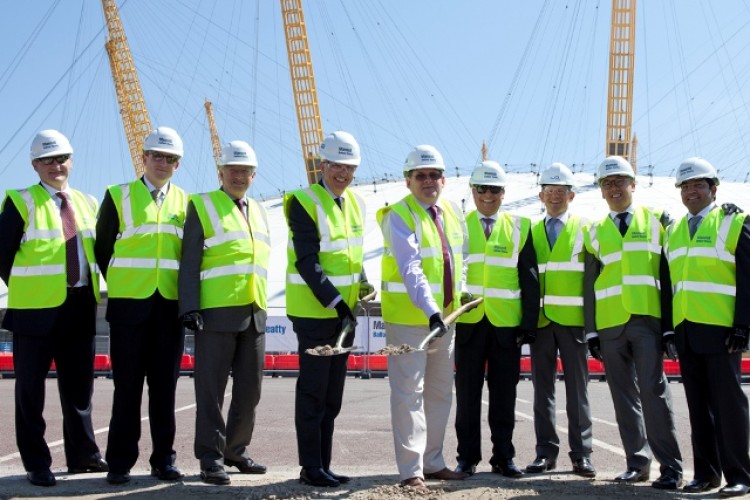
left=284, top=131, right=371, bottom=488
left=524, top=163, right=595, bottom=478
left=453, top=161, right=539, bottom=479
left=378, top=145, right=468, bottom=493
left=0, top=129, right=106, bottom=487
left=583, top=155, right=683, bottom=490
left=95, top=126, right=188, bottom=485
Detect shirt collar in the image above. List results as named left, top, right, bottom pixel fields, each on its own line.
left=142, top=177, right=168, bottom=197
left=690, top=202, right=716, bottom=220
left=609, top=205, right=634, bottom=221
left=546, top=211, right=569, bottom=224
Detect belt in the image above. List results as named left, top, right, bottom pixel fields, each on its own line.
left=67, top=286, right=91, bottom=295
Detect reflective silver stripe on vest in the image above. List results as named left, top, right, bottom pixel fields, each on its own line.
left=540, top=261, right=584, bottom=272
left=673, top=280, right=735, bottom=296
left=121, top=224, right=184, bottom=239
left=623, top=241, right=661, bottom=254
left=486, top=255, right=518, bottom=267
left=484, top=288, right=522, bottom=299
left=601, top=251, right=622, bottom=266
left=288, top=272, right=359, bottom=287
left=109, top=257, right=180, bottom=270
left=466, top=253, right=484, bottom=264
left=466, top=284, right=484, bottom=295
left=383, top=281, right=441, bottom=294
left=624, top=275, right=660, bottom=289
left=10, top=264, right=65, bottom=276
left=595, top=285, right=622, bottom=300
left=205, top=230, right=248, bottom=248
left=588, top=224, right=600, bottom=254
left=201, top=263, right=267, bottom=280
left=543, top=295, right=584, bottom=306
left=668, top=246, right=734, bottom=264
left=24, top=228, right=62, bottom=239
left=120, top=184, right=135, bottom=228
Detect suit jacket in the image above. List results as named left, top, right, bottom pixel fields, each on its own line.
left=675, top=215, right=750, bottom=354
left=584, top=208, right=673, bottom=338
left=0, top=191, right=95, bottom=337
left=178, top=199, right=266, bottom=332
left=285, top=187, right=367, bottom=331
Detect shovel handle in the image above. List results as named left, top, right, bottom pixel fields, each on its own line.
left=333, top=292, right=379, bottom=350
left=417, top=297, right=484, bottom=351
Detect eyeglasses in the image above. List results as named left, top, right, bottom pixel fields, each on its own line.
left=326, top=162, right=357, bottom=173
left=412, top=172, right=443, bottom=181
left=148, top=152, right=180, bottom=164
left=600, top=177, right=631, bottom=189
left=37, top=155, right=71, bottom=165
left=542, top=186, right=569, bottom=196
left=474, top=185, right=503, bottom=194
left=680, top=180, right=710, bottom=192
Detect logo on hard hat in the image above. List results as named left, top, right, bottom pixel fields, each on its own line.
left=549, top=175, right=561, bottom=181
left=42, top=140, right=58, bottom=150
left=605, top=163, right=619, bottom=171
left=338, top=146, right=353, bottom=157
left=234, top=151, right=248, bottom=159
left=158, top=137, right=174, bottom=146
left=484, top=172, right=498, bottom=179
left=421, top=153, right=436, bottom=163
left=679, top=166, right=695, bottom=176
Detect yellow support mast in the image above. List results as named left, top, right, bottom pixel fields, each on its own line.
left=605, top=0, right=637, bottom=173
left=204, top=99, right=222, bottom=164
left=280, top=0, right=324, bottom=185
left=102, top=0, right=152, bottom=177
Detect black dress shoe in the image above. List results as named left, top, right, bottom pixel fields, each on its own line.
left=652, top=468, right=683, bottom=490
left=106, top=470, right=131, bottom=484
left=525, top=456, right=556, bottom=473
left=27, top=469, right=56, bottom=487
left=300, top=467, right=339, bottom=487
left=720, top=484, right=750, bottom=497
left=572, top=458, right=596, bottom=478
left=326, top=469, right=351, bottom=483
left=200, top=465, right=231, bottom=485
left=455, top=461, right=477, bottom=476
left=151, top=464, right=184, bottom=481
left=68, top=457, right=109, bottom=474
left=683, top=478, right=721, bottom=493
left=225, top=458, right=267, bottom=474
left=614, top=468, right=650, bottom=482
left=491, top=460, right=524, bottom=478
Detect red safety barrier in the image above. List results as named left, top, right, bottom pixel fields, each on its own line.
left=50, top=360, right=57, bottom=371
left=365, top=355, right=388, bottom=371
left=663, top=359, right=681, bottom=376
left=519, top=357, right=532, bottom=373
left=347, top=355, right=363, bottom=371
left=275, top=354, right=300, bottom=371
left=94, top=354, right=111, bottom=372
left=264, top=354, right=275, bottom=370
left=587, top=358, right=605, bottom=375
left=0, top=352, right=13, bottom=372
left=180, top=354, right=195, bottom=371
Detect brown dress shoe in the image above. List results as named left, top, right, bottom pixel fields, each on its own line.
left=424, top=467, right=468, bottom=480
left=401, top=476, right=429, bottom=493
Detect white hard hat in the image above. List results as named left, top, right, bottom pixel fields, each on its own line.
left=219, top=140, right=257, bottom=168
left=540, top=162, right=574, bottom=186
left=469, top=160, right=507, bottom=187
left=30, top=129, right=73, bottom=159
left=143, top=126, right=184, bottom=157
left=598, top=155, right=634, bottom=181
left=320, top=131, right=361, bottom=166
left=403, top=144, right=445, bottom=173
left=675, top=157, right=720, bottom=187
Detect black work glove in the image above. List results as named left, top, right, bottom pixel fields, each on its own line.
left=341, top=315, right=357, bottom=347
left=335, top=300, right=355, bottom=321
left=662, top=333, right=678, bottom=361
left=722, top=203, right=744, bottom=216
left=181, top=311, right=204, bottom=332
left=515, top=329, right=536, bottom=347
left=588, top=337, right=603, bottom=361
left=429, top=313, right=448, bottom=338
left=359, top=281, right=375, bottom=299
left=726, top=327, right=750, bottom=354
left=460, top=291, right=474, bottom=306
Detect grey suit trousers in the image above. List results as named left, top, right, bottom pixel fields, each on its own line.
left=599, top=316, right=682, bottom=473
left=530, top=322, right=593, bottom=460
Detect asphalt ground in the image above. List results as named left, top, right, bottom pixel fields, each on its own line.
left=0, top=372, right=747, bottom=499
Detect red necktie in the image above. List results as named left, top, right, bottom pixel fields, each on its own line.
left=234, top=198, right=247, bottom=221
left=482, top=217, right=494, bottom=239
left=429, top=205, right=453, bottom=308
left=56, top=192, right=80, bottom=287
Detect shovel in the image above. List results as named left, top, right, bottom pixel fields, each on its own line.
left=305, top=291, right=377, bottom=356
left=377, top=297, right=484, bottom=355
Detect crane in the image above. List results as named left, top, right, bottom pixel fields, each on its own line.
left=280, top=0, right=325, bottom=186
left=204, top=99, right=222, bottom=164
left=605, top=0, right=637, bottom=173
left=101, top=0, right=152, bottom=177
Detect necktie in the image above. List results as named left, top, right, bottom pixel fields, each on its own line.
left=234, top=198, right=247, bottom=221
left=547, top=217, right=560, bottom=247
left=689, top=215, right=703, bottom=238
left=481, top=217, right=493, bottom=239
left=56, top=192, right=80, bottom=287
left=334, top=197, right=343, bottom=209
left=429, top=205, right=454, bottom=308
left=151, top=188, right=163, bottom=207
left=616, top=212, right=629, bottom=237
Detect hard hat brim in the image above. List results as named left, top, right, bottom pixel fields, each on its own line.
left=675, top=175, right=720, bottom=188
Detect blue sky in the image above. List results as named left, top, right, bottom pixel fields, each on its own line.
left=1, top=0, right=749, bottom=202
